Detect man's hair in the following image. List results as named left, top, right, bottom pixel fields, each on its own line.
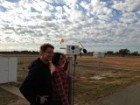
left=52, top=52, right=65, bottom=66
left=40, top=43, right=54, bottom=55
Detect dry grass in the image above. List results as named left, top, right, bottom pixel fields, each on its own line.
left=0, top=87, right=19, bottom=105
left=74, top=56, right=140, bottom=104
left=0, top=54, right=38, bottom=105
left=1, top=55, right=140, bottom=105
left=17, top=55, right=38, bottom=82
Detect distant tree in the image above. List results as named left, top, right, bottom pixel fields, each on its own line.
left=0, top=50, right=39, bottom=55
left=114, top=51, right=119, bottom=55
left=131, top=51, right=139, bottom=56
left=85, top=51, right=93, bottom=56
left=106, top=51, right=114, bottom=55
left=119, top=48, right=130, bottom=57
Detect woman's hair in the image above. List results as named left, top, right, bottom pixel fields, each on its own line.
left=52, top=52, right=65, bottom=66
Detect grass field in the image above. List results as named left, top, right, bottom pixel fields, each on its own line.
left=0, top=87, right=19, bottom=105
left=1, top=54, right=140, bottom=105
left=74, top=56, right=140, bottom=104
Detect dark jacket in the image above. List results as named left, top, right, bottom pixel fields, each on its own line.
left=19, top=58, right=52, bottom=105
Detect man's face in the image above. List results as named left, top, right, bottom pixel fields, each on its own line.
left=42, top=47, right=54, bottom=61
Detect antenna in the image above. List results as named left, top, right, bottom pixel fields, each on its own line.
left=78, top=42, right=87, bottom=53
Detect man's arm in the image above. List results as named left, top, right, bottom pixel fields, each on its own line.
left=19, top=68, right=41, bottom=104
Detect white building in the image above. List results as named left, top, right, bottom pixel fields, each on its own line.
left=93, top=52, right=105, bottom=58
left=0, top=57, right=17, bottom=83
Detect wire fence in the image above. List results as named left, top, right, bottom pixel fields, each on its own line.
left=16, top=55, right=140, bottom=105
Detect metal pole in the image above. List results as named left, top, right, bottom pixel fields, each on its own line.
left=73, top=55, right=77, bottom=105
left=7, top=57, right=10, bottom=83
left=68, top=57, right=73, bottom=105
left=78, top=42, right=84, bottom=49
left=68, top=55, right=77, bottom=105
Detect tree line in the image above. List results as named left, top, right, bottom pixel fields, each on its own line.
left=85, top=48, right=140, bottom=57
left=0, top=48, right=139, bottom=57
left=105, top=48, right=140, bottom=56
left=0, top=51, right=39, bottom=55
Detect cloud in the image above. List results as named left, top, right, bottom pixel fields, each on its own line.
left=0, top=0, right=140, bottom=51
left=120, top=12, right=139, bottom=24
left=112, top=0, right=140, bottom=12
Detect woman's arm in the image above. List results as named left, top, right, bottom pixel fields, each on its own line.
left=63, top=57, right=70, bottom=71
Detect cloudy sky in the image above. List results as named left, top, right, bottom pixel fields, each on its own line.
left=0, top=0, right=140, bottom=52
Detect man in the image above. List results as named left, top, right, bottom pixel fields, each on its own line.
left=19, top=43, right=54, bottom=105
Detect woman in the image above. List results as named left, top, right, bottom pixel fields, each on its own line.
left=50, top=52, right=69, bottom=105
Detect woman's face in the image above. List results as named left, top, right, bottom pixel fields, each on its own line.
left=58, top=55, right=66, bottom=66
